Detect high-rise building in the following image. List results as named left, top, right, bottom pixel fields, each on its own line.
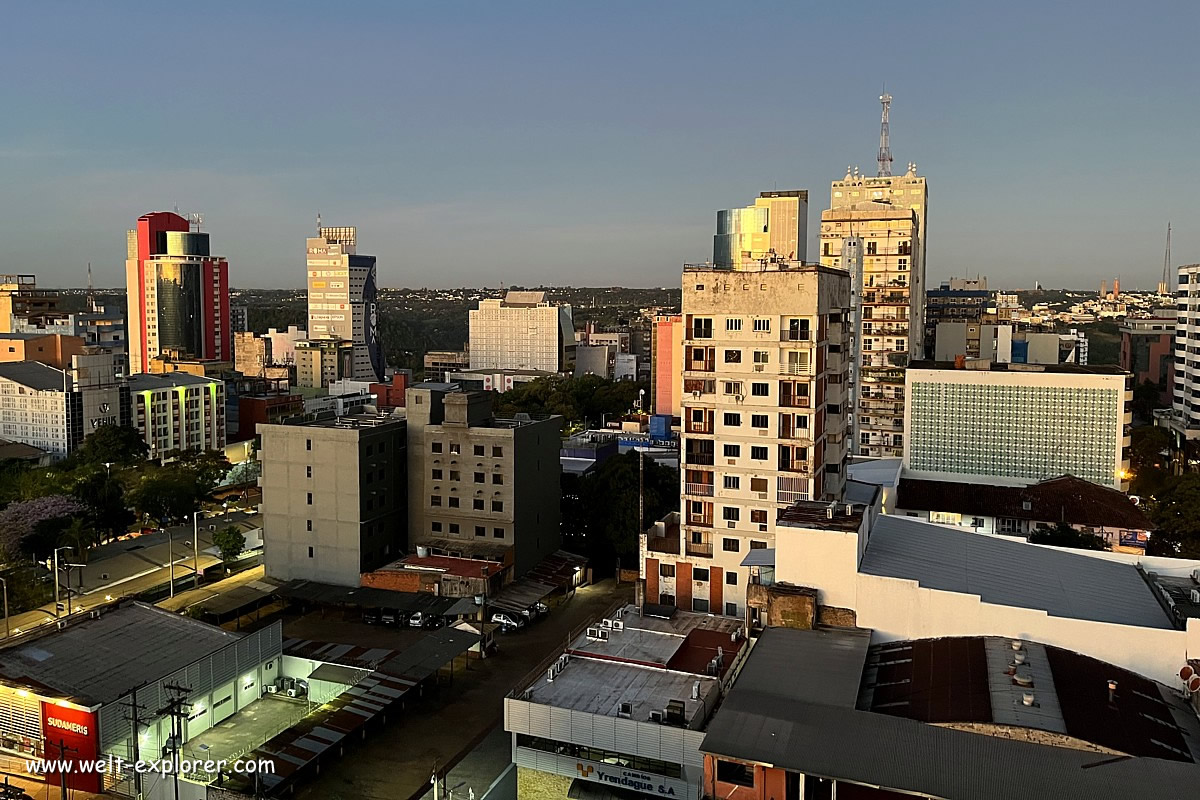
left=233, top=331, right=273, bottom=377
left=259, top=413, right=407, bottom=587
left=128, top=372, right=226, bottom=458
left=821, top=163, right=927, bottom=458
left=0, top=275, right=58, bottom=333
left=295, top=338, right=355, bottom=389
left=230, top=305, right=249, bottom=333
left=905, top=360, right=1131, bottom=490
left=406, top=385, right=564, bottom=576
left=305, top=226, right=384, bottom=382
left=924, top=277, right=988, bottom=357
left=1120, top=312, right=1175, bottom=407
left=646, top=258, right=851, bottom=619
left=264, top=326, right=306, bottom=366
left=652, top=314, right=684, bottom=417
left=125, top=212, right=230, bottom=374
left=468, top=292, right=574, bottom=373
left=713, top=191, right=807, bottom=269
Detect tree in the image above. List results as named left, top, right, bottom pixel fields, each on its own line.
left=1147, top=473, right=1200, bottom=558
left=60, top=517, right=97, bottom=562
left=72, top=470, right=135, bottom=541
left=495, top=375, right=650, bottom=428
left=1128, top=426, right=1172, bottom=497
left=74, top=425, right=149, bottom=467
left=127, top=471, right=200, bottom=524
left=0, top=495, right=89, bottom=560
left=170, top=449, right=233, bottom=496
left=1131, top=379, right=1166, bottom=423
left=213, top=525, right=246, bottom=564
left=1028, top=521, right=1108, bottom=551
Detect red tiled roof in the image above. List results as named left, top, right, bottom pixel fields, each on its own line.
left=897, top=475, right=1151, bottom=530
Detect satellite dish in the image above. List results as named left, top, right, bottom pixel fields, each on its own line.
left=1188, top=676, right=1200, bottom=693
left=1181, top=665, right=1195, bottom=682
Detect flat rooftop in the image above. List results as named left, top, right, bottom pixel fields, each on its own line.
left=778, top=499, right=867, bottom=532
left=907, top=359, right=1127, bottom=376
left=521, top=605, right=745, bottom=729
left=282, top=412, right=404, bottom=429
left=860, top=516, right=1173, bottom=629
left=0, top=602, right=241, bottom=705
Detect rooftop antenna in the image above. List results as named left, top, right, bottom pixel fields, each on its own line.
left=877, top=89, right=893, bottom=177
left=1164, top=222, right=1172, bottom=290
left=86, top=262, right=95, bottom=312
left=316, top=211, right=322, bottom=235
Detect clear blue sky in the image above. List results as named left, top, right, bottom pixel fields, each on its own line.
left=2, top=1, right=1196, bottom=290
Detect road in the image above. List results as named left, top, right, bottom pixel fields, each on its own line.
left=1, top=509, right=259, bottom=637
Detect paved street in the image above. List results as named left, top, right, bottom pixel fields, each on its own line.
left=1, top=509, right=259, bottom=638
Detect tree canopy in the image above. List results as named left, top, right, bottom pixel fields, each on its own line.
left=73, top=424, right=149, bottom=467
left=213, top=525, right=246, bottom=564
left=495, top=375, right=649, bottom=427
left=1028, top=521, right=1108, bottom=551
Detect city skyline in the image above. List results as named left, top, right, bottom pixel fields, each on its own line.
left=3, top=2, right=1198, bottom=290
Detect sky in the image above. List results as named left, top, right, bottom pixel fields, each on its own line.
left=2, top=1, right=1197, bottom=290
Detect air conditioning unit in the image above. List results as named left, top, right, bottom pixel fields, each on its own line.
left=618, top=702, right=632, bottom=718
left=266, top=684, right=278, bottom=694
left=649, top=710, right=664, bottom=723
left=55, top=621, right=67, bottom=631
left=547, top=668, right=556, bottom=683
left=1191, top=589, right=1200, bottom=605
left=612, top=620, right=624, bottom=631
left=756, top=492, right=767, bottom=500
left=89, top=610, right=101, bottom=620
left=727, top=521, right=736, bottom=528
left=600, top=619, right=614, bottom=629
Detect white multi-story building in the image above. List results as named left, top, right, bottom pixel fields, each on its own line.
left=820, top=165, right=927, bottom=458
left=1173, top=264, right=1200, bottom=430
left=306, top=226, right=383, bottom=382
left=904, top=360, right=1131, bottom=490
left=128, top=372, right=226, bottom=458
left=644, top=258, right=851, bottom=620
left=468, top=292, right=574, bottom=373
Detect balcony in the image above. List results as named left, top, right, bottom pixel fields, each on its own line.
left=686, top=514, right=713, bottom=529
left=684, top=379, right=716, bottom=396
left=780, top=362, right=814, bottom=377
left=686, top=359, right=715, bottom=373
left=781, top=330, right=811, bottom=343
left=684, top=451, right=714, bottom=466
left=685, top=482, right=715, bottom=497
left=686, top=420, right=714, bottom=435
left=685, top=540, right=714, bottom=558
left=647, top=535, right=680, bottom=555
left=780, top=394, right=811, bottom=408
left=780, top=462, right=811, bottom=474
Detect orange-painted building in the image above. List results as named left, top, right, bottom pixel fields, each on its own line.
left=653, top=314, right=683, bottom=417
left=0, top=332, right=85, bottom=370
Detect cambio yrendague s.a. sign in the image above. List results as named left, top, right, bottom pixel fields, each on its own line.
left=46, top=716, right=89, bottom=736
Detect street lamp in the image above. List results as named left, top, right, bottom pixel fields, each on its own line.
left=193, top=511, right=201, bottom=590
left=52, top=546, right=72, bottom=618
left=0, top=577, right=9, bottom=639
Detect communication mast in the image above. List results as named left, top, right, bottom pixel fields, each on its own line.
left=1161, top=222, right=1172, bottom=295
left=877, top=92, right=893, bottom=177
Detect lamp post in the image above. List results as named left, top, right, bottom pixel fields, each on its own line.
left=193, top=511, right=201, bottom=590
left=0, top=577, right=9, bottom=639
left=165, top=524, right=175, bottom=600
left=52, top=546, right=72, bottom=618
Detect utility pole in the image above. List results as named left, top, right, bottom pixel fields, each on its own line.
left=0, top=578, right=8, bottom=639
left=638, top=448, right=645, bottom=536
left=121, top=687, right=148, bottom=800
left=44, top=738, right=77, bottom=800
left=192, top=511, right=201, bottom=590
left=157, top=684, right=191, bottom=800
left=166, top=525, right=175, bottom=599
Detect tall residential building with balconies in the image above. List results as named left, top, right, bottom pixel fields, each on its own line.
left=645, top=258, right=851, bottom=621
left=820, top=165, right=927, bottom=457
left=468, top=292, right=575, bottom=374
left=305, top=225, right=384, bottom=382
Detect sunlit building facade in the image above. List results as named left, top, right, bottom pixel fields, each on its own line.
left=306, top=226, right=384, bottom=382
left=713, top=191, right=807, bottom=269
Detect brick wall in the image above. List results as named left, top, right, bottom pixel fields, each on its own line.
left=645, top=558, right=659, bottom=603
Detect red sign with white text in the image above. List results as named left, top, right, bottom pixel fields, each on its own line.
left=40, top=702, right=100, bottom=793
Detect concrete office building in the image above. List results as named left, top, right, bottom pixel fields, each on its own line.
left=0, top=332, right=85, bottom=370
left=821, top=164, right=928, bottom=458
left=924, top=276, right=989, bottom=357
left=407, top=384, right=563, bottom=576
left=305, top=225, right=384, bottom=382
left=128, top=372, right=226, bottom=458
left=259, top=412, right=407, bottom=587
left=295, top=338, right=355, bottom=389
left=574, top=344, right=613, bottom=378
left=1120, top=312, right=1175, bottom=406
left=0, top=354, right=131, bottom=459
left=468, top=292, right=575, bottom=373
left=713, top=191, right=807, bottom=268
left=0, top=275, right=58, bottom=333
left=652, top=313, right=684, bottom=418
left=125, top=212, right=231, bottom=374
left=230, top=304, right=249, bottom=333
left=904, top=360, right=1131, bottom=490
left=423, top=350, right=470, bottom=382
left=646, top=258, right=851, bottom=619
left=505, top=606, right=748, bottom=800
left=936, top=323, right=1090, bottom=366
left=233, top=331, right=273, bottom=377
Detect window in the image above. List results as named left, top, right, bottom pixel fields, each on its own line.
left=475, top=526, right=486, bottom=537
left=999, top=518, right=1023, bottom=534
left=723, top=475, right=740, bottom=489
left=726, top=571, right=739, bottom=586
left=306, top=492, right=312, bottom=505
left=474, top=445, right=485, bottom=456
left=449, top=523, right=460, bottom=534
left=449, top=497, right=460, bottom=508
left=306, top=439, right=311, bottom=451
left=660, top=563, right=675, bottom=578
left=449, top=443, right=461, bottom=454
left=432, top=469, right=443, bottom=480
left=751, top=414, right=768, bottom=429
left=474, top=472, right=484, bottom=483
left=450, top=471, right=460, bottom=481
left=726, top=318, right=742, bottom=332
left=753, top=319, right=770, bottom=332
left=692, top=598, right=710, bottom=612
left=432, top=521, right=443, bottom=532
left=750, top=540, right=767, bottom=550
left=750, top=477, right=768, bottom=493
left=750, top=446, right=768, bottom=460
left=366, top=444, right=374, bottom=456
left=753, top=350, right=769, bottom=364
left=751, top=383, right=769, bottom=397
left=723, top=444, right=740, bottom=457
left=492, top=500, right=504, bottom=512
left=722, top=507, right=740, bottom=521
left=692, top=318, right=713, bottom=339
left=716, top=760, right=754, bottom=787
left=723, top=381, right=742, bottom=395
left=822, top=242, right=831, bottom=256
left=725, top=602, right=738, bottom=616
left=724, top=349, right=742, bottom=363
left=970, top=517, right=985, bottom=528
left=894, top=434, right=903, bottom=447
left=431, top=442, right=443, bottom=453
left=492, top=473, right=504, bottom=485
left=866, top=240, right=877, bottom=255
left=307, top=547, right=314, bottom=558
left=306, top=465, right=312, bottom=478
left=723, top=412, right=741, bottom=427
left=306, top=519, right=312, bottom=531
left=751, top=509, right=767, bottom=524
left=722, top=538, right=740, bottom=552
left=693, top=568, right=710, bottom=582
left=431, top=495, right=442, bottom=506
left=492, top=446, right=503, bottom=457
left=473, top=499, right=484, bottom=510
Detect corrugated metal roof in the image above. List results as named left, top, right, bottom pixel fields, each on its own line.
left=739, top=548, right=775, bottom=568
left=859, top=516, right=1172, bottom=629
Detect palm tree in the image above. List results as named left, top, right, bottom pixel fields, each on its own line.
left=61, top=517, right=96, bottom=564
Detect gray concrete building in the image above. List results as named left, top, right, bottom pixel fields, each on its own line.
left=407, top=384, right=564, bottom=576
left=259, top=412, right=407, bottom=587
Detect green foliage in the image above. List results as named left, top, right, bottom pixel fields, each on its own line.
left=1028, top=521, right=1108, bottom=551
left=1147, top=473, right=1200, bottom=558
left=1, top=564, right=52, bottom=615
left=1132, top=379, right=1166, bottom=422
left=71, top=470, right=135, bottom=540
left=562, top=452, right=679, bottom=568
left=127, top=470, right=202, bottom=524
left=73, top=425, right=149, bottom=467
left=171, top=449, right=233, bottom=494
left=1128, top=425, right=1171, bottom=497
left=494, top=375, right=649, bottom=427
left=213, top=525, right=246, bottom=563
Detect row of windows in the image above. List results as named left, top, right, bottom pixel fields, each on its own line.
left=431, top=442, right=504, bottom=457
left=658, top=563, right=739, bottom=585
left=430, top=521, right=507, bottom=538
left=431, top=469, right=504, bottom=484
left=515, top=735, right=682, bottom=779
left=430, top=496, right=505, bottom=511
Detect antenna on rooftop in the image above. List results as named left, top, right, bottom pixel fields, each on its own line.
left=317, top=211, right=322, bottom=234
left=86, top=262, right=95, bottom=312
left=877, top=89, right=893, bottom=177
left=1162, top=222, right=1172, bottom=294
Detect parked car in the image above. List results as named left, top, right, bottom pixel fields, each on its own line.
left=362, top=608, right=381, bottom=625
left=491, top=612, right=525, bottom=630
left=381, top=608, right=399, bottom=626
left=408, top=611, right=434, bottom=628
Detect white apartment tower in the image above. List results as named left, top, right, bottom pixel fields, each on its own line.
left=821, top=163, right=928, bottom=457
left=1173, top=264, right=1200, bottom=432
left=468, top=291, right=575, bottom=373
left=645, top=257, right=851, bottom=620
left=306, top=225, right=384, bottom=382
